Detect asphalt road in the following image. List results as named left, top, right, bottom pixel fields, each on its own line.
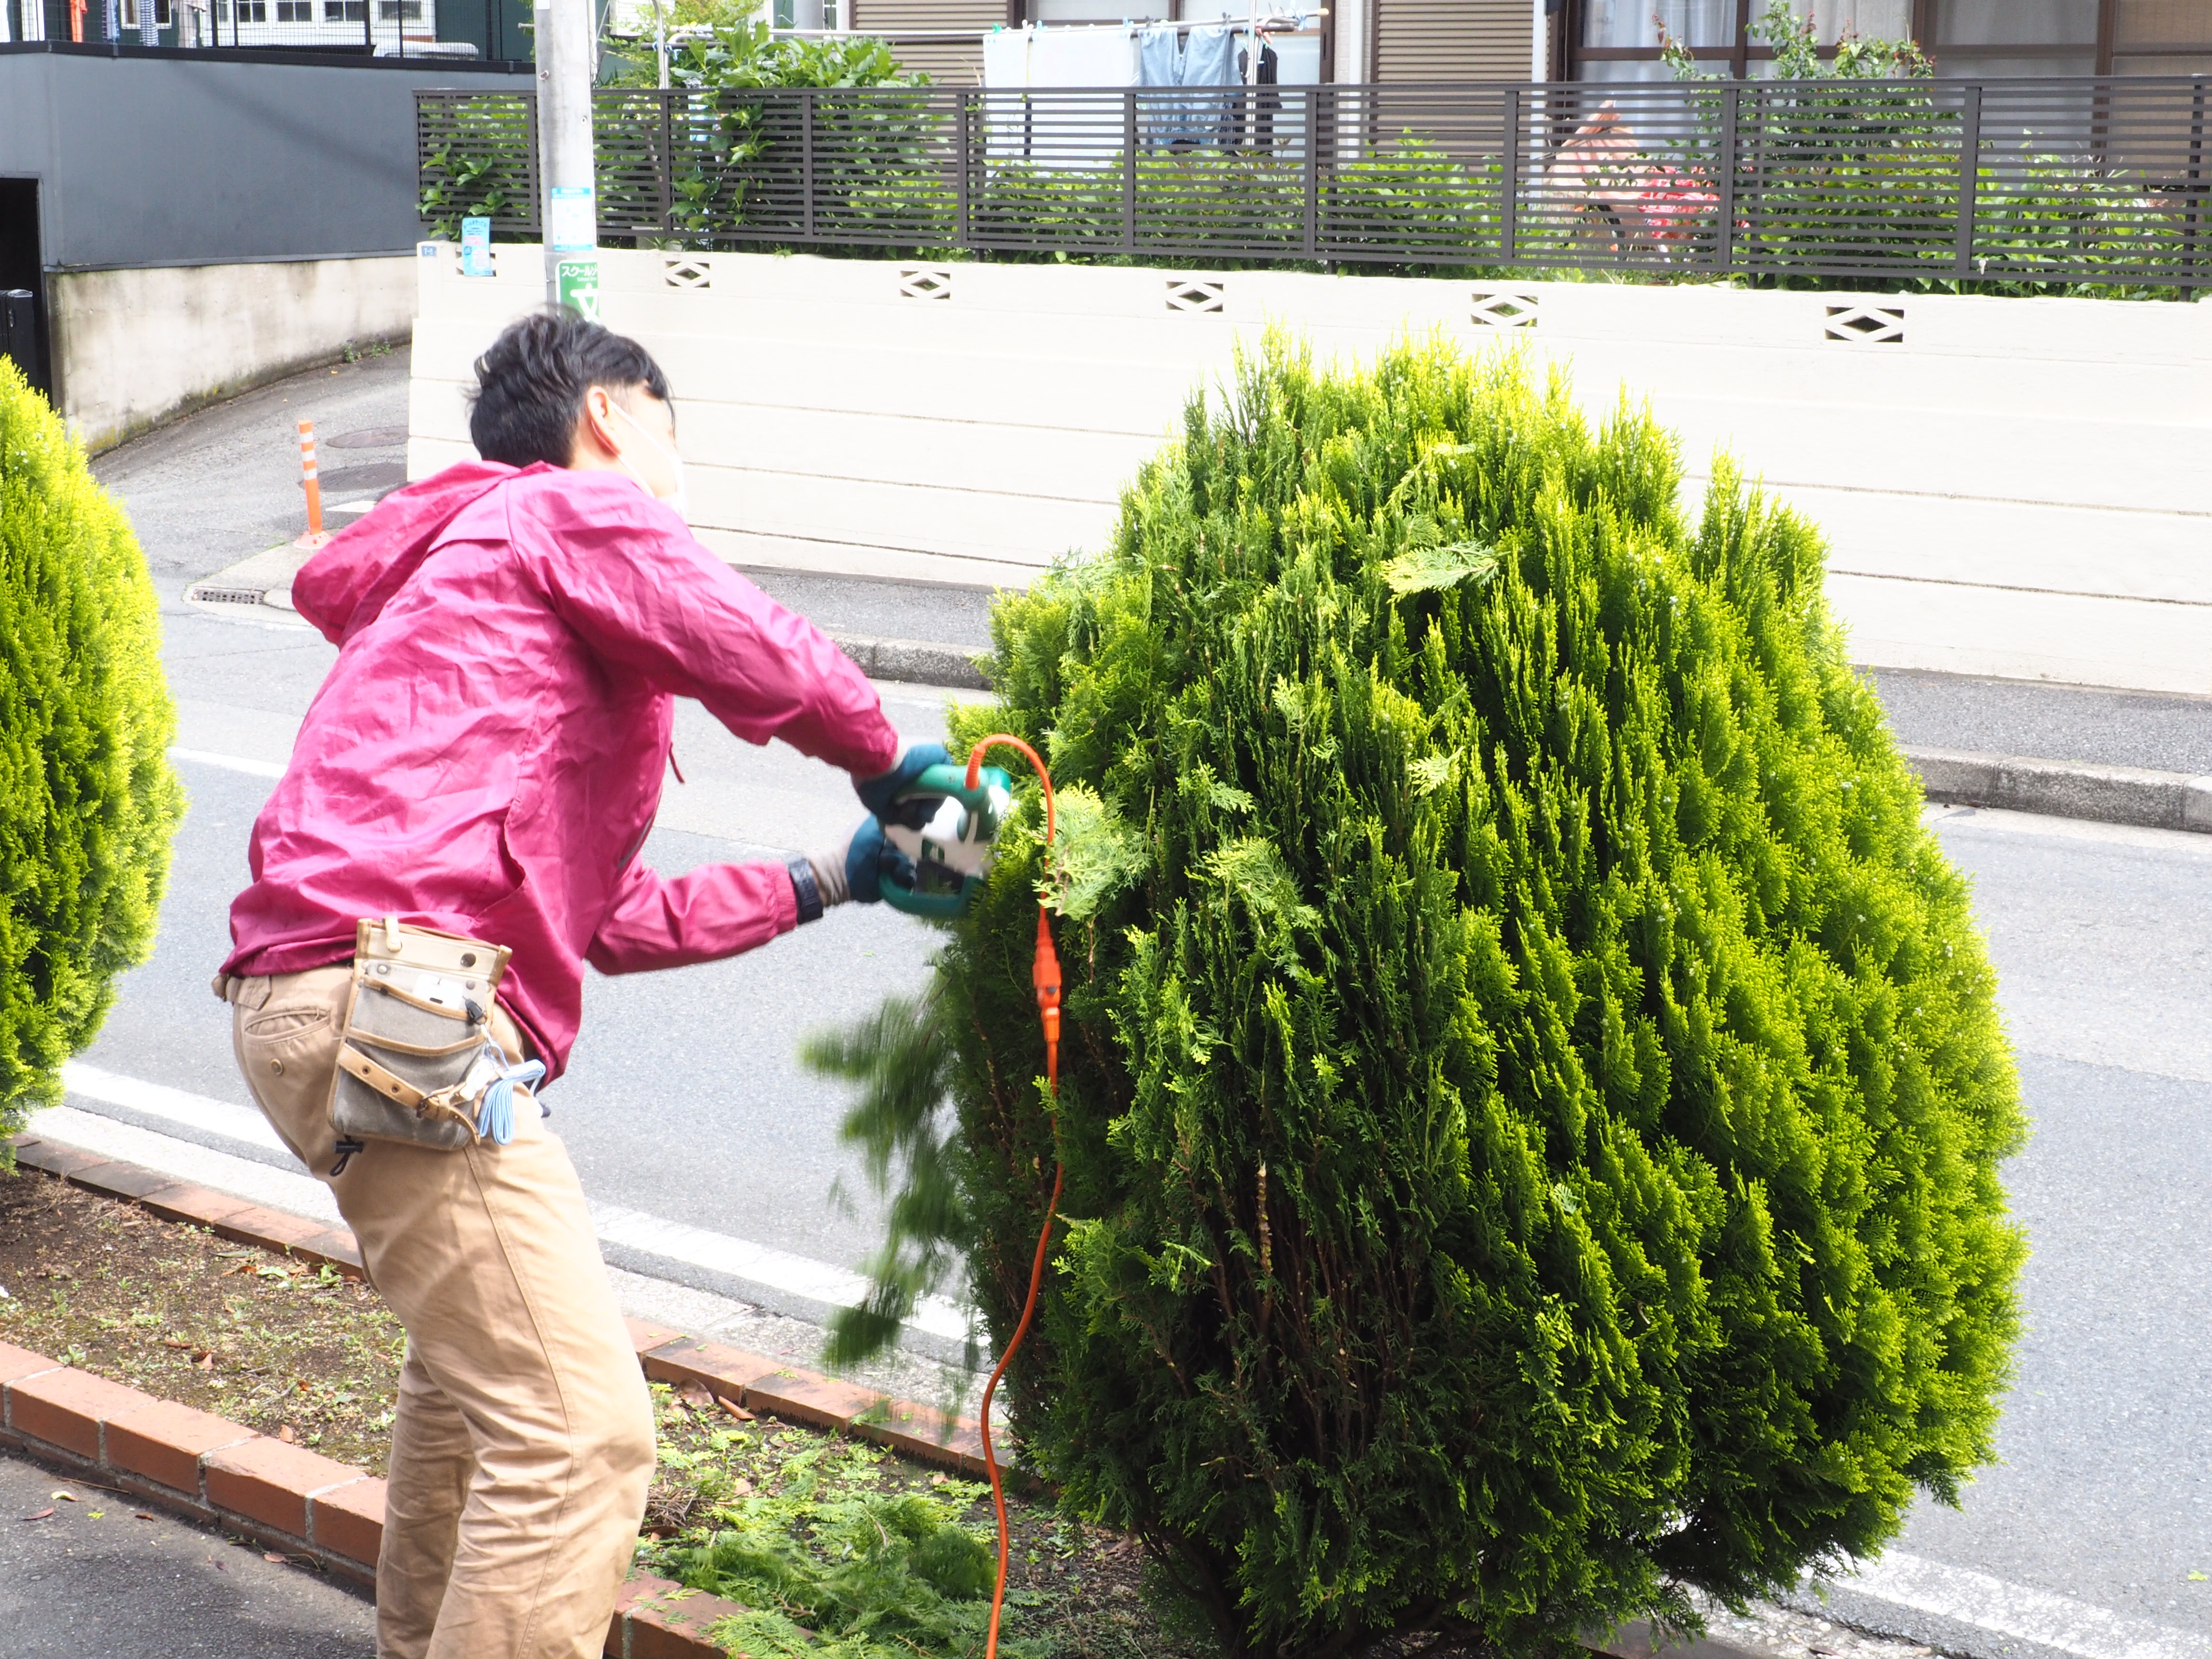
left=1866, top=807, right=2212, bottom=1655
left=23, top=351, right=2212, bottom=1659
left=0, top=1450, right=375, bottom=1657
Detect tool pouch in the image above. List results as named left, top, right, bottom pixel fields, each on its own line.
left=328, top=917, right=518, bottom=1166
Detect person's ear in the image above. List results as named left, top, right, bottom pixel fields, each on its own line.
left=577, top=385, right=622, bottom=463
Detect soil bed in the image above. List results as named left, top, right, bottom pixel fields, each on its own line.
left=0, top=1166, right=404, bottom=1468
left=0, top=1166, right=1204, bottom=1657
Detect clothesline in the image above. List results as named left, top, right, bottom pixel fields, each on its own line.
left=988, top=13, right=1326, bottom=35
left=759, top=13, right=1324, bottom=40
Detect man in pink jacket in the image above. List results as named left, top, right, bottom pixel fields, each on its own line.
left=213, top=313, right=945, bottom=1659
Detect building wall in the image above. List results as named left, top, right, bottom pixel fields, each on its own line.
left=0, top=49, right=527, bottom=269
left=409, top=249, right=2212, bottom=694
left=56, top=253, right=416, bottom=450
left=0, top=48, right=520, bottom=442
left=1372, top=0, right=1531, bottom=81
left=848, top=0, right=998, bottom=82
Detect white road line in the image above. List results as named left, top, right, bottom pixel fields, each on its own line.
left=591, top=1202, right=970, bottom=1343
left=1844, top=1551, right=2212, bottom=1659
left=168, top=746, right=286, bottom=780
left=36, top=1068, right=970, bottom=1346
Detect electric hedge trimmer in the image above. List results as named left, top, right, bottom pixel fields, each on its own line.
left=875, top=761, right=1014, bottom=921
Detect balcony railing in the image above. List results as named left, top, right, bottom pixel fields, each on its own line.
left=418, top=76, right=2211, bottom=288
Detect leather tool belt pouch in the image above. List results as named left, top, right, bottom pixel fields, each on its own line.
left=329, top=917, right=516, bottom=1155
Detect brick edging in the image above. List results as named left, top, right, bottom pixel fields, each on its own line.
left=0, top=1328, right=748, bottom=1656
left=0, top=1338, right=385, bottom=1589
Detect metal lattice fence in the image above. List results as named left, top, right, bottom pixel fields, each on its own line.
left=418, top=76, right=2212, bottom=287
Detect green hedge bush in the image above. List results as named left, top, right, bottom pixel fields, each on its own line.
left=0, top=362, right=182, bottom=1151
left=817, top=335, right=2024, bottom=1657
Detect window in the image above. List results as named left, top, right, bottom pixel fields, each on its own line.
left=1928, top=0, right=2212, bottom=74
left=1563, top=0, right=2212, bottom=75
left=323, top=0, right=364, bottom=17
left=120, top=0, right=174, bottom=23
left=1570, top=0, right=1912, bottom=79
left=377, top=0, right=422, bottom=15
left=227, top=0, right=267, bottom=20
left=275, top=0, right=311, bottom=17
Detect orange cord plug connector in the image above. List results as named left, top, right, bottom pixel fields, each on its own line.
left=964, top=734, right=1061, bottom=1659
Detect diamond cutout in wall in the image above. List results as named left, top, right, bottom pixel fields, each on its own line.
left=663, top=256, right=713, bottom=290
left=899, top=266, right=953, bottom=300
left=1166, top=280, right=1226, bottom=313
left=1470, top=289, right=1539, bottom=329
left=1824, top=303, right=1905, bottom=345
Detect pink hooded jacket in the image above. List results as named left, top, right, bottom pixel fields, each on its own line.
left=220, top=461, right=900, bottom=1080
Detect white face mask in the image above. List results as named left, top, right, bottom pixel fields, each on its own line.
left=610, top=400, right=689, bottom=525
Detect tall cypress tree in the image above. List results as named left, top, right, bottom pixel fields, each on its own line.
left=818, top=336, right=2023, bottom=1657
left=0, top=361, right=182, bottom=1149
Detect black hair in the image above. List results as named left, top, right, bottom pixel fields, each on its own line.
left=467, top=309, right=673, bottom=468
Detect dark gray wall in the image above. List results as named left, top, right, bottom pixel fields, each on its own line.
left=0, top=49, right=529, bottom=270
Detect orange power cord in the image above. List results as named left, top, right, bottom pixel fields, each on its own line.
left=964, top=735, right=1061, bottom=1659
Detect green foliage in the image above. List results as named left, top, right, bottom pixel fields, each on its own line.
left=816, top=335, right=2025, bottom=1656
left=1662, top=0, right=1932, bottom=80
left=0, top=362, right=182, bottom=1151
left=646, top=1433, right=1036, bottom=1659
left=417, top=96, right=538, bottom=244
left=604, top=12, right=924, bottom=91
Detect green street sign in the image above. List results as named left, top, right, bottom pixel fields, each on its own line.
left=556, top=254, right=601, bottom=323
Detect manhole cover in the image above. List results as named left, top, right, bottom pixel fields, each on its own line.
left=325, top=426, right=409, bottom=449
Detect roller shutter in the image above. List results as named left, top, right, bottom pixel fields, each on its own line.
left=1373, top=0, right=1531, bottom=81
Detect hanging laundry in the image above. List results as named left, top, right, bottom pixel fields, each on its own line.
left=982, top=23, right=1141, bottom=170
left=1138, top=21, right=1180, bottom=86
left=1140, top=22, right=1190, bottom=148
left=1178, top=23, right=1240, bottom=152
left=1179, top=22, right=1238, bottom=87
left=1025, top=24, right=1138, bottom=89
left=1254, top=40, right=1280, bottom=150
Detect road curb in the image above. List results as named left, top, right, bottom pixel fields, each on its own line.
left=1905, top=745, right=2212, bottom=834
left=828, top=630, right=991, bottom=692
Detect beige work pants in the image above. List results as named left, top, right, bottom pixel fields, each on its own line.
left=225, top=965, right=654, bottom=1659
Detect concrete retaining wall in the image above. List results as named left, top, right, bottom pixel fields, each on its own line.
left=58, top=255, right=415, bottom=453
left=408, top=249, right=2212, bottom=694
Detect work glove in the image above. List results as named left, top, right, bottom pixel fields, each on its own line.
left=854, top=741, right=954, bottom=830
left=790, top=817, right=914, bottom=920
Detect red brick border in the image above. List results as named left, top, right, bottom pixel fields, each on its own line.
left=0, top=1339, right=748, bottom=1655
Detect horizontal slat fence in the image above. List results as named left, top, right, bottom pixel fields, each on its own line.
left=418, top=76, right=2211, bottom=286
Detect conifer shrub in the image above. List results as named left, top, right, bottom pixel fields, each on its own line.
left=816, top=336, right=2023, bottom=1657
left=0, top=362, right=182, bottom=1152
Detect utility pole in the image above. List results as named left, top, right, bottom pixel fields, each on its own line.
left=536, top=0, right=599, bottom=319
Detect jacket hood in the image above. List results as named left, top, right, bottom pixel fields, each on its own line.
left=291, top=459, right=552, bottom=646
